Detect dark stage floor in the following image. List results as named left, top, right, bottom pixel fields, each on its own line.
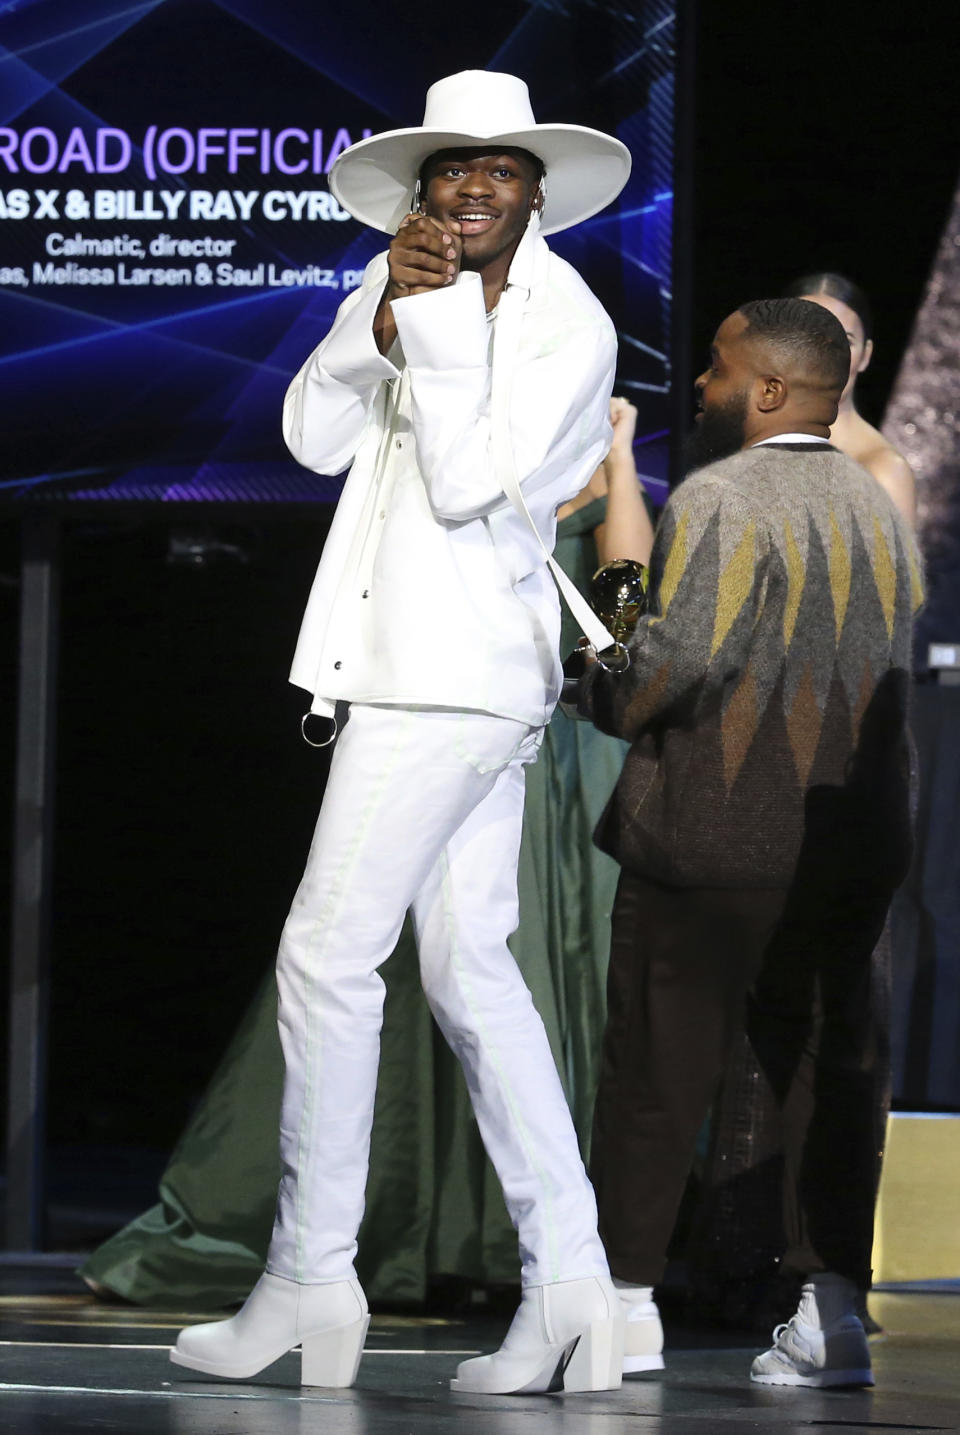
left=1, top=1267, right=958, bottom=1435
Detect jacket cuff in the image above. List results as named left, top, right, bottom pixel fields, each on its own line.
left=391, top=271, right=489, bottom=372
left=315, top=281, right=400, bottom=387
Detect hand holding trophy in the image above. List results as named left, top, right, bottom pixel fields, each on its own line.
left=559, top=557, right=648, bottom=716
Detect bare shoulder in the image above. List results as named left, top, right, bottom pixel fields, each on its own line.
left=866, top=444, right=913, bottom=484
left=859, top=441, right=916, bottom=526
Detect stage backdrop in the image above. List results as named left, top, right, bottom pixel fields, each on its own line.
left=0, top=0, right=677, bottom=508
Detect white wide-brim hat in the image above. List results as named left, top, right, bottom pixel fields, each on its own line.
left=329, top=69, right=631, bottom=237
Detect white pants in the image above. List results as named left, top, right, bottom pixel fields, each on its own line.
left=266, top=703, right=608, bottom=1288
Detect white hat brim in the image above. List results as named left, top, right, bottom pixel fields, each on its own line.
left=329, top=124, right=631, bottom=236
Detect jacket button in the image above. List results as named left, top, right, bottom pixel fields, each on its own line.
left=334, top=660, right=342, bottom=670
left=362, top=589, right=369, bottom=598
left=395, top=439, right=402, bottom=449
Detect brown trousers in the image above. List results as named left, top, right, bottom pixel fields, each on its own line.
left=590, top=867, right=891, bottom=1292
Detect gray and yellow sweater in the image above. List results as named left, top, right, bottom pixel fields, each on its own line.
left=581, top=443, right=924, bottom=889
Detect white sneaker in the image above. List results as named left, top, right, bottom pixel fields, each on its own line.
left=613, top=1280, right=664, bottom=1374
left=751, top=1313, right=873, bottom=1388
left=170, top=1271, right=369, bottom=1386
left=451, top=1276, right=624, bottom=1395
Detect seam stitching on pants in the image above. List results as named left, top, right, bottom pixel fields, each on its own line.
left=438, top=846, right=561, bottom=1283
left=294, top=708, right=414, bottom=1281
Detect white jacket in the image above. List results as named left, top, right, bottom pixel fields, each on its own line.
left=283, top=225, right=617, bottom=726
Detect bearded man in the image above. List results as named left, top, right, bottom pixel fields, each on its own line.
left=578, top=298, right=923, bottom=1389
left=170, top=70, right=632, bottom=1397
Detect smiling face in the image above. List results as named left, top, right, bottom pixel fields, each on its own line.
left=420, top=146, right=543, bottom=274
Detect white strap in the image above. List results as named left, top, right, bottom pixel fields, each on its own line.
left=490, top=283, right=614, bottom=652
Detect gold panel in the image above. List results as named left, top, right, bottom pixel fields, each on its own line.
left=872, top=1114, right=960, bottom=1282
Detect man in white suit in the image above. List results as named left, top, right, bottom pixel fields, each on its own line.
left=172, top=70, right=630, bottom=1396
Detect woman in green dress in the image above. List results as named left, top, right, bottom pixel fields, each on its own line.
left=81, top=400, right=655, bottom=1309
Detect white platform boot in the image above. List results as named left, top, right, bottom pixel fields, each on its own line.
left=170, top=1272, right=369, bottom=1385
left=451, top=1276, right=625, bottom=1395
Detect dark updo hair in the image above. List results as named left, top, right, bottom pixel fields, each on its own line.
left=781, top=272, right=873, bottom=344
left=738, top=297, right=851, bottom=393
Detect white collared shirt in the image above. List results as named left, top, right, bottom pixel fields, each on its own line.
left=751, top=433, right=831, bottom=446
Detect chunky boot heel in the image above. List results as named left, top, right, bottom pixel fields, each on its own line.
left=300, top=1314, right=370, bottom=1387
left=451, top=1276, right=624, bottom=1395
left=560, top=1316, right=624, bottom=1392
left=170, top=1272, right=368, bottom=1385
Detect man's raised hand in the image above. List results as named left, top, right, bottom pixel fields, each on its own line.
left=608, top=396, right=638, bottom=455
left=373, top=214, right=462, bottom=354
left=387, top=214, right=462, bottom=299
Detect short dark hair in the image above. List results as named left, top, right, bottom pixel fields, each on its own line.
left=781, top=271, right=873, bottom=343
left=737, top=297, right=850, bottom=393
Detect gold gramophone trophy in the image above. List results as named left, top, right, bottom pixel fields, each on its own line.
left=559, top=557, right=648, bottom=714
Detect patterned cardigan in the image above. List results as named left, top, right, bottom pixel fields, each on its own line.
left=580, top=443, right=924, bottom=889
